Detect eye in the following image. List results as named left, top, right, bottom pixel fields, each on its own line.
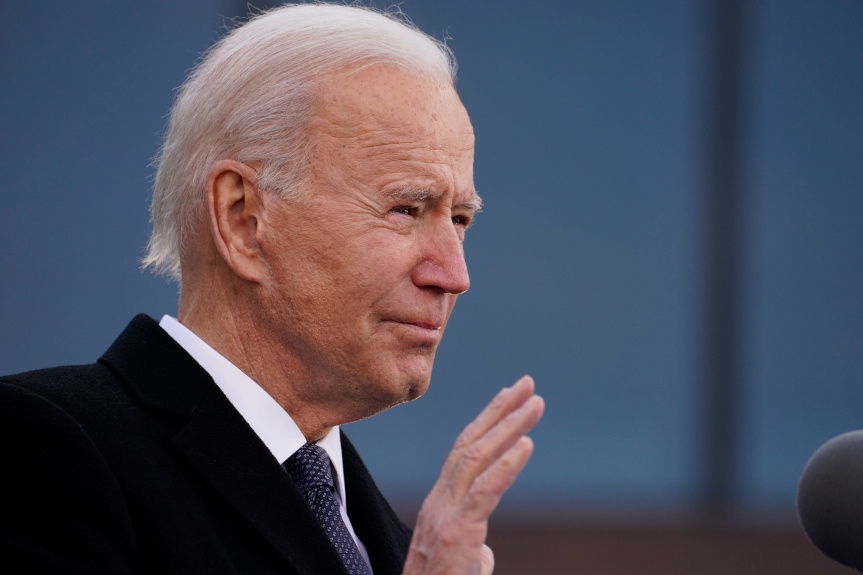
left=452, top=214, right=473, bottom=228
left=391, top=206, right=417, bottom=216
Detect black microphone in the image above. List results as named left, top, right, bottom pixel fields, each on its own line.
left=798, top=430, right=863, bottom=572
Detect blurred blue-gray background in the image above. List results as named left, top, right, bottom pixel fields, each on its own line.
left=2, top=0, right=861, bottom=518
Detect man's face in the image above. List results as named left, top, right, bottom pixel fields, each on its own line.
left=256, top=65, right=478, bottom=423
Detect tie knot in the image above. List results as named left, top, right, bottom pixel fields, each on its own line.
left=287, top=443, right=335, bottom=495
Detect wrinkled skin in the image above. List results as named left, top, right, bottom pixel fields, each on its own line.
left=182, top=64, right=544, bottom=574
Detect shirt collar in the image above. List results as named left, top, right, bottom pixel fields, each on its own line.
left=158, top=315, right=347, bottom=503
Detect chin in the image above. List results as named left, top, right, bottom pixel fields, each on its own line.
left=351, top=349, right=436, bottom=415
left=397, top=355, right=435, bottom=400
left=404, top=376, right=431, bottom=402
left=368, top=367, right=432, bottom=411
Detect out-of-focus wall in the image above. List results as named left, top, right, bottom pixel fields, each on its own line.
left=1, top=0, right=861, bottom=520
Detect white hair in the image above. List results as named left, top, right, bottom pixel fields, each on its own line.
left=143, top=3, right=457, bottom=281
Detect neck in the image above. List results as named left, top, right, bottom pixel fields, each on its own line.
left=177, top=272, right=334, bottom=443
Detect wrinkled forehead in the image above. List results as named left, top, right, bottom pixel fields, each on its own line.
left=309, top=64, right=475, bottom=152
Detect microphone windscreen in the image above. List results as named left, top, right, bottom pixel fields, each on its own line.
left=798, top=430, right=863, bottom=572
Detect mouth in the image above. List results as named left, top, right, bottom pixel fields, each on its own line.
left=380, top=318, right=445, bottom=339
left=403, top=321, right=442, bottom=331
left=386, top=319, right=442, bottom=330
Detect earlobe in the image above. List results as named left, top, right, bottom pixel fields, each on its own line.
left=206, top=159, right=266, bottom=283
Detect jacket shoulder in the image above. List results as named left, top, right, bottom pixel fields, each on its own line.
left=0, top=376, right=141, bottom=573
left=2, top=361, right=119, bottom=394
left=1, top=362, right=135, bottom=424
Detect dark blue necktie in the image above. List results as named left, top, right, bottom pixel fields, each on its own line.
left=287, top=443, right=372, bottom=575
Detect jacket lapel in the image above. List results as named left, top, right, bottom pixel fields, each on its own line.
left=100, top=315, right=348, bottom=575
left=342, top=432, right=413, bottom=575
left=172, top=384, right=348, bottom=575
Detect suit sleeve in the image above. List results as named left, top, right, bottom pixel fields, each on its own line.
left=0, top=381, right=141, bottom=575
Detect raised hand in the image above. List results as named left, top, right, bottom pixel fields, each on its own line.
left=403, top=375, right=545, bottom=575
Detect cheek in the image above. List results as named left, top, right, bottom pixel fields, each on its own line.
left=265, top=205, right=421, bottom=317
left=345, top=231, right=418, bottom=288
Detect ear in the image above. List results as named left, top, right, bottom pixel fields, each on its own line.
left=206, top=159, right=266, bottom=283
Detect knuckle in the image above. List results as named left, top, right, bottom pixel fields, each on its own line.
left=461, top=442, right=486, bottom=467
left=452, top=431, right=473, bottom=452
left=471, top=475, right=497, bottom=499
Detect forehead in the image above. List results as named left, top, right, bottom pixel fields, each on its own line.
left=308, top=65, right=475, bottom=192
left=313, top=64, right=472, bottom=138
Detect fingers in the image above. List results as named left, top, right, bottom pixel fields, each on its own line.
left=441, top=384, right=544, bottom=502
left=439, top=376, right=537, bottom=481
left=460, top=436, right=535, bottom=521
left=480, top=544, right=494, bottom=575
left=456, top=375, right=535, bottom=448
left=403, top=376, right=543, bottom=575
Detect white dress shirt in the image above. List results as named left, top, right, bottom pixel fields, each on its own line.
left=159, top=315, right=372, bottom=571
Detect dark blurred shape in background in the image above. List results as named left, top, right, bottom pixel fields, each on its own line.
left=1, top=1, right=860, bottom=572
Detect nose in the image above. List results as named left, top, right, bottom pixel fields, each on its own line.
left=412, top=219, right=470, bottom=295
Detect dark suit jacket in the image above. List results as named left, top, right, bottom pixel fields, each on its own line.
left=0, top=315, right=412, bottom=574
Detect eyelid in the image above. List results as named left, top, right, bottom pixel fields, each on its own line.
left=452, top=213, right=475, bottom=229
left=390, top=205, right=418, bottom=215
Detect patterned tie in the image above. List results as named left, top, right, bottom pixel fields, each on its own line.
left=287, top=443, right=372, bottom=575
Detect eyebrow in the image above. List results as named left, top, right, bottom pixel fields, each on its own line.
left=387, top=186, right=435, bottom=203
left=456, top=193, right=483, bottom=213
left=387, top=186, right=483, bottom=212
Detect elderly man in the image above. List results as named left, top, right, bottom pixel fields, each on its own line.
left=0, top=4, right=543, bottom=575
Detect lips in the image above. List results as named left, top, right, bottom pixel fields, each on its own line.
left=386, top=319, right=443, bottom=331
left=377, top=302, right=448, bottom=334
left=378, top=313, right=446, bottom=337
left=404, top=321, right=442, bottom=330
